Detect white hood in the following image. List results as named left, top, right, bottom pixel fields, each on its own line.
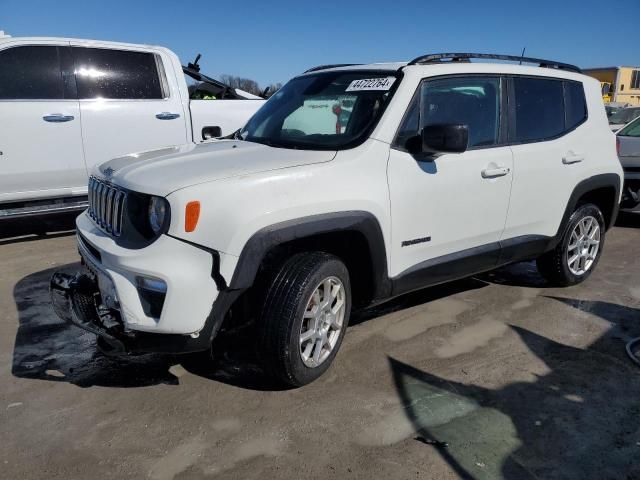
left=96, top=140, right=336, bottom=196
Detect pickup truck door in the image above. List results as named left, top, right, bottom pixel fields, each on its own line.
left=0, top=42, right=86, bottom=202
left=70, top=44, right=188, bottom=172
left=387, top=76, right=512, bottom=288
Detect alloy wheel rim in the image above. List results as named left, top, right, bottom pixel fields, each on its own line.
left=567, top=216, right=601, bottom=276
left=299, top=276, right=346, bottom=368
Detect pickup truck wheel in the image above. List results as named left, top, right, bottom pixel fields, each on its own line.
left=259, top=252, right=351, bottom=387
left=536, top=203, right=605, bottom=286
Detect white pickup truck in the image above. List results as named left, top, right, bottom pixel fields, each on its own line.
left=0, top=33, right=265, bottom=218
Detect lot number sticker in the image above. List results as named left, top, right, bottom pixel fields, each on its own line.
left=346, top=77, right=396, bottom=92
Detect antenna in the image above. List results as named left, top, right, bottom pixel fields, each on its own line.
left=519, top=47, right=526, bottom=65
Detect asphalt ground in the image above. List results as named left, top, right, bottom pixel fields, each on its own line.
left=1, top=211, right=640, bottom=479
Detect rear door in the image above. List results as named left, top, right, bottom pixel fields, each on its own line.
left=501, top=77, right=588, bottom=242
left=0, top=42, right=85, bottom=202
left=71, top=45, right=188, bottom=172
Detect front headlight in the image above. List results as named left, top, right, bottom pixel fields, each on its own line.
left=148, top=196, right=169, bottom=234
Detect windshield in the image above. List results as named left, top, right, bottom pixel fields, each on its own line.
left=239, top=71, right=398, bottom=150
left=609, top=108, right=640, bottom=125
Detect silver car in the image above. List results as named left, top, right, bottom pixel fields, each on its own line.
left=618, top=116, right=640, bottom=210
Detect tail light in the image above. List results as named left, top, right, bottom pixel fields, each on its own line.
left=616, top=136, right=621, bottom=156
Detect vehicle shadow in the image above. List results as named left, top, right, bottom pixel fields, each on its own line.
left=390, top=298, right=640, bottom=479
left=615, top=210, right=640, bottom=228
left=11, top=262, right=287, bottom=390
left=0, top=212, right=77, bottom=246
left=11, top=264, right=180, bottom=388
left=183, top=277, right=491, bottom=391
left=11, top=264, right=490, bottom=391
left=478, top=260, right=553, bottom=289
left=351, top=277, right=489, bottom=326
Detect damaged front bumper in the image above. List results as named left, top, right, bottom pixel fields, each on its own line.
left=50, top=270, right=132, bottom=354
left=50, top=269, right=230, bottom=355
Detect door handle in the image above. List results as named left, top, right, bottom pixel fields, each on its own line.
left=156, top=112, right=180, bottom=120
left=481, top=166, right=510, bottom=178
left=43, top=114, right=74, bottom=123
left=562, top=153, right=584, bottom=164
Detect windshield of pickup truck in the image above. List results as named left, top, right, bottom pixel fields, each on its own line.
left=239, top=71, right=399, bottom=150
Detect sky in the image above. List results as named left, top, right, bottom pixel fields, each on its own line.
left=1, top=0, right=638, bottom=87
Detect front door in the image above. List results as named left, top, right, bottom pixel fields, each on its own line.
left=0, top=42, right=85, bottom=202
left=70, top=44, right=188, bottom=173
left=387, top=75, right=513, bottom=288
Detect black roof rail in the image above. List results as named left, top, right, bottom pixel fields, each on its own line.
left=304, top=63, right=362, bottom=73
left=405, top=53, right=581, bottom=73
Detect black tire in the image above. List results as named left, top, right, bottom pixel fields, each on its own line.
left=536, top=203, right=606, bottom=287
left=259, top=252, right=351, bottom=387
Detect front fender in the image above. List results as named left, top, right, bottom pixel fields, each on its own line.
left=228, top=211, right=392, bottom=300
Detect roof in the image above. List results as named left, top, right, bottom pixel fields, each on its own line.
left=583, top=66, right=640, bottom=71
left=304, top=53, right=583, bottom=76
left=304, top=62, right=407, bottom=73
left=0, top=36, right=165, bottom=51
left=301, top=61, right=589, bottom=82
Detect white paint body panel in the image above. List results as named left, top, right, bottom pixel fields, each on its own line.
left=0, top=39, right=86, bottom=201
left=0, top=36, right=263, bottom=205
left=503, top=78, right=618, bottom=239
left=78, top=61, right=622, bottom=336
left=388, top=146, right=513, bottom=276
left=76, top=212, right=219, bottom=334
left=97, top=140, right=336, bottom=197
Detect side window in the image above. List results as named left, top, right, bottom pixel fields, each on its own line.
left=564, top=81, right=587, bottom=130
left=72, top=47, right=165, bottom=100
left=513, top=77, right=565, bottom=142
left=0, top=46, right=64, bottom=100
left=395, top=76, right=501, bottom=149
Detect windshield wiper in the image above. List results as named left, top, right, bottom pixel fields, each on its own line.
left=244, top=137, right=298, bottom=149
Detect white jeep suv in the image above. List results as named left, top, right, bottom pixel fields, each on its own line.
left=51, top=53, right=623, bottom=387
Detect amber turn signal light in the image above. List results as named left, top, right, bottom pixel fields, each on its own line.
left=185, top=201, right=200, bottom=232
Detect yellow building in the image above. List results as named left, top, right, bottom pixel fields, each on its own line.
left=583, top=66, right=640, bottom=105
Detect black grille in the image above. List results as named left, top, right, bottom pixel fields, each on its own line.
left=88, top=176, right=127, bottom=236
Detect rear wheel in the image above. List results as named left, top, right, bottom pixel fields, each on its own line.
left=259, top=252, right=351, bottom=387
left=536, top=203, right=605, bottom=286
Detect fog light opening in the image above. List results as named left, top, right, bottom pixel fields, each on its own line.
left=136, top=276, right=167, bottom=293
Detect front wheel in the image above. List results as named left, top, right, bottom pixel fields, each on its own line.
left=259, top=252, right=351, bottom=387
left=536, top=203, right=605, bottom=286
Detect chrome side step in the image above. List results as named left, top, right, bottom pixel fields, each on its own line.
left=0, top=198, right=88, bottom=219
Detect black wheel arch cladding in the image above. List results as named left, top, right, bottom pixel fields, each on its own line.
left=228, top=211, right=391, bottom=300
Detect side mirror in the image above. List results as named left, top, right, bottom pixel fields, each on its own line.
left=421, top=124, right=469, bottom=154
left=202, top=126, right=222, bottom=140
